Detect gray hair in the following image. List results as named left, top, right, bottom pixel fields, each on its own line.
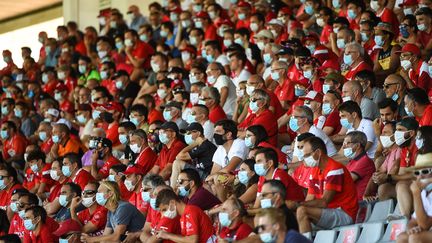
left=298, top=105, right=314, bottom=124
left=346, top=80, right=364, bottom=96
left=347, top=131, right=367, bottom=149
left=130, top=129, right=147, bottom=141
left=202, top=86, right=221, bottom=104
left=346, top=41, right=365, bottom=57
left=142, top=174, right=165, bottom=189
left=252, top=89, right=270, bottom=107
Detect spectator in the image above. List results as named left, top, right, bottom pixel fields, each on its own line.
left=1, top=121, right=28, bottom=166
left=405, top=87, right=432, bottom=126
left=26, top=150, right=55, bottom=200
left=113, top=70, right=141, bottom=109
left=90, top=138, right=121, bottom=180
left=127, top=5, right=146, bottom=32
left=355, top=70, right=386, bottom=105
left=0, top=164, right=23, bottom=210
left=63, top=153, right=94, bottom=190
left=48, top=123, right=86, bottom=162
left=342, top=80, right=380, bottom=120
left=22, top=206, right=59, bottom=242
left=199, top=86, right=227, bottom=124
left=162, top=101, right=188, bottom=130
left=129, top=129, right=157, bottom=173
left=244, top=125, right=286, bottom=165
left=123, top=164, right=147, bottom=214
left=205, top=62, right=236, bottom=117
left=217, top=196, right=253, bottom=241
left=55, top=182, right=82, bottom=222
left=321, top=90, right=343, bottom=136
left=382, top=74, right=408, bottom=117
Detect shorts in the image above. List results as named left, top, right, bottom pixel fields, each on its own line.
left=316, top=208, right=353, bottom=229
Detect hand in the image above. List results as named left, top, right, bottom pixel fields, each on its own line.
left=156, top=230, right=168, bottom=240
left=91, top=150, right=99, bottom=163
left=205, top=174, right=215, bottom=185
left=407, top=225, right=423, bottom=235
left=410, top=180, right=422, bottom=195
left=372, top=172, right=387, bottom=185
left=372, top=118, right=382, bottom=136
left=125, top=46, right=133, bottom=54
left=81, top=233, right=90, bottom=243
left=217, top=237, right=229, bottom=243
left=222, top=173, right=235, bottom=187
left=70, top=196, right=82, bottom=211
left=363, top=195, right=379, bottom=203
left=122, top=232, right=138, bottom=243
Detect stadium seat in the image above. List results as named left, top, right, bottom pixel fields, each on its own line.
left=313, top=230, right=337, bottom=243
left=367, top=199, right=394, bottom=223
left=392, top=202, right=402, bottom=217
left=335, top=224, right=361, bottom=243
left=378, top=219, right=408, bottom=243
left=355, top=201, right=373, bottom=223
left=356, top=222, right=385, bottom=243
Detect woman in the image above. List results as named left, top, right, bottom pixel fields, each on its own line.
left=398, top=15, right=419, bottom=47
left=364, top=121, right=400, bottom=201
left=81, top=181, right=145, bottom=242
left=245, top=125, right=287, bottom=166
left=233, top=81, right=249, bottom=124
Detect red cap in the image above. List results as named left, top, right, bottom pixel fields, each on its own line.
left=54, top=83, right=68, bottom=92
left=124, top=164, right=145, bottom=175
left=292, top=78, right=310, bottom=87
left=320, top=58, right=340, bottom=71
left=170, top=6, right=182, bottom=14
left=215, top=18, right=234, bottom=28
left=171, top=79, right=185, bottom=89
left=300, top=90, right=323, bottom=103
left=103, top=102, right=123, bottom=113
left=399, top=0, right=418, bottom=7
left=396, top=43, right=421, bottom=56
left=237, top=1, right=252, bottom=8
left=53, top=219, right=82, bottom=236
left=302, top=33, right=320, bottom=44
left=196, top=11, right=209, bottom=19
left=180, top=45, right=197, bottom=55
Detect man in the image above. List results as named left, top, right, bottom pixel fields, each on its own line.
left=0, top=164, right=23, bottom=210
left=163, top=101, right=188, bottom=130
left=337, top=101, right=378, bottom=159
left=342, top=131, right=376, bottom=200
left=176, top=168, right=220, bottom=211
left=113, top=70, right=140, bottom=109
left=218, top=197, right=253, bottom=241
left=342, top=80, right=379, bottom=120
left=321, top=90, right=343, bottom=136
left=373, top=98, right=400, bottom=138
left=155, top=189, right=215, bottom=243
left=138, top=52, right=168, bottom=96
left=63, top=153, right=94, bottom=190
left=90, top=138, right=121, bottom=180
left=171, top=123, right=217, bottom=187
left=342, top=42, right=372, bottom=81
left=246, top=74, right=284, bottom=118
left=205, top=62, right=236, bottom=117
left=129, top=129, right=157, bottom=174
left=383, top=74, right=407, bottom=117
left=272, top=60, right=294, bottom=110
left=14, top=101, right=37, bottom=137
left=8, top=191, right=38, bottom=239
left=415, top=7, right=432, bottom=55
left=355, top=70, right=386, bottom=105
left=127, top=5, right=146, bottom=31
left=1, top=121, right=28, bottom=165
left=55, top=182, right=82, bottom=222
left=286, top=106, right=337, bottom=157
left=296, top=137, right=358, bottom=233
left=188, top=104, right=214, bottom=140
left=36, top=123, right=53, bottom=154
left=150, top=122, right=186, bottom=180
left=48, top=123, right=86, bottom=162
left=254, top=148, right=305, bottom=208
left=23, top=206, right=59, bottom=242
left=205, top=40, right=230, bottom=73
left=77, top=56, right=100, bottom=86
left=398, top=43, right=432, bottom=94
left=76, top=104, right=94, bottom=140
left=123, top=29, right=154, bottom=81
left=229, top=52, right=251, bottom=88
left=26, top=150, right=55, bottom=199
left=199, top=86, right=227, bottom=124
left=405, top=87, right=432, bottom=126
left=123, top=164, right=147, bottom=214
left=128, top=104, right=148, bottom=130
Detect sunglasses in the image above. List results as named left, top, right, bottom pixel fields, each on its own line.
left=383, top=83, right=399, bottom=89
left=414, top=168, right=432, bottom=176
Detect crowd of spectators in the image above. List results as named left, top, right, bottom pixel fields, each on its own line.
left=2, top=0, right=432, bottom=242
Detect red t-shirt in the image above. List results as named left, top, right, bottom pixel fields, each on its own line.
left=23, top=217, right=59, bottom=243
left=135, top=147, right=158, bottom=174
left=128, top=188, right=148, bottom=213
left=8, top=214, right=25, bottom=239
left=40, top=138, right=54, bottom=154
left=320, top=25, right=333, bottom=45
left=274, top=77, right=295, bottom=104
left=409, top=60, right=432, bottom=94
left=180, top=205, right=214, bottom=243
left=155, top=139, right=186, bottom=172
left=3, top=133, right=28, bottom=160
left=417, top=29, right=432, bottom=49
left=101, top=79, right=117, bottom=96
left=148, top=109, right=165, bottom=124
left=344, top=61, right=371, bottom=81
left=400, top=142, right=418, bottom=168
left=106, top=122, right=120, bottom=147
left=99, top=156, right=121, bottom=178
left=35, top=163, right=56, bottom=192
left=124, top=41, right=155, bottom=71
left=257, top=169, right=305, bottom=202
left=292, top=164, right=313, bottom=189
left=77, top=205, right=108, bottom=236
left=71, top=168, right=95, bottom=190
left=239, top=109, right=278, bottom=146
left=323, top=110, right=342, bottom=136
left=146, top=207, right=181, bottom=243
left=346, top=153, right=376, bottom=200
left=0, top=183, right=23, bottom=210
left=307, top=158, right=359, bottom=221
left=209, top=105, right=227, bottom=124
left=48, top=181, right=65, bottom=202
left=204, top=24, right=218, bottom=41
left=23, top=168, right=36, bottom=191
left=265, top=89, right=284, bottom=118
left=219, top=222, right=253, bottom=241
left=60, top=100, right=74, bottom=114
left=419, top=104, right=432, bottom=126
left=42, top=80, right=59, bottom=97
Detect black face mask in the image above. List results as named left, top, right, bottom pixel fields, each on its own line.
left=213, top=133, right=226, bottom=145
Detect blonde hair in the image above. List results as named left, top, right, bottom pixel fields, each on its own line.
left=100, top=181, right=121, bottom=207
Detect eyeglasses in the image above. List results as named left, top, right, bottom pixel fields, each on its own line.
left=383, top=83, right=399, bottom=89
left=82, top=190, right=96, bottom=196
left=0, top=175, right=9, bottom=180
left=177, top=179, right=190, bottom=184
left=254, top=224, right=271, bottom=233
left=250, top=98, right=262, bottom=102
left=414, top=168, right=432, bottom=176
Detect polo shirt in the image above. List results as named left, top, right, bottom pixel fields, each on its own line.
left=265, top=89, right=284, bottom=118
left=134, top=147, right=158, bottom=174
left=128, top=187, right=148, bottom=213
left=77, top=205, right=108, bottom=236
left=274, top=77, right=294, bottom=104
left=180, top=205, right=215, bottom=243
left=209, top=105, right=227, bottom=124
left=307, top=158, right=359, bottom=221
left=292, top=164, right=313, bottom=189
left=155, top=139, right=186, bottom=172
left=238, top=109, right=278, bottom=146
left=0, top=183, right=23, bottom=210
left=323, top=109, right=342, bottom=136
left=48, top=181, right=66, bottom=202
left=125, top=41, right=154, bottom=70
left=99, top=156, right=121, bottom=178
left=257, top=168, right=305, bottom=202
left=418, top=104, right=432, bottom=127
left=8, top=214, right=25, bottom=239
left=360, top=97, right=380, bottom=120
left=2, top=133, right=27, bottom=160
left=346, top=153, right=376, bottom=200
left=204, top=24, right=217, bottom=41
left=219, top=221, right=253, bottom=241
left=400, top=142, right=418, bottom=168
left=184, top=186, right=221, bottom=211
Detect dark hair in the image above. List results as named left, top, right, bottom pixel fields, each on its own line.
left=246, top=125, right=268, bottom=145
left=205, top=40, right=222, bottom=53
left=110, top=164, right=127, bottom=173
left=26, top=149, right=46, bottom=163
left=339, top=101, right=362, bottom=119
left=355, top=70, right=376, bottom=88
left=20, top=192, right=39, bottom=206
left=65, top=182, right=82, bottom=197
left=0, top=163, right=17, bottom=183
left=26, top=206, right=47, bottom=223
left=250, top=12, right=265, bottom=23
left=119, top=121, right=136, bottom=131
left=303, top=136, right=327, bottom=154
left=0, top=234, right=21, bottom=243
left=378, top=98, right=398, bottom=112
left=255, top=147, right=279, bottom=168
left=130, top=104, right=149, bottom=118
left=263, top=179, right=286, bottom=199
left=180, top=168, right=202, bottom=187
left=156, top=189, right=180, bottom=208
left=406, top=87, right=430, bottom=105
left=297, top=132, right=315, bottom=142
left=418, top=126, right=432, bottom=154
left=215, top=119, right=238, bottom=138
left=235, top=27, right=251, bottom=40
left=4, top=121, right=17, bottom=132
left=161, top=21, right=174, bottom=33
left=64, top=153, right=82, bottom=168
left=0, top=210, right=9, bottom=235
left=124, top=29, right=139, bottom=38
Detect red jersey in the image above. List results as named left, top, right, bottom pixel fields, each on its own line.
left=23, top=217, right=59, bottom=243
left=274, top=77, right=295, bottom=104
left=417, top=28, right=432, bottom=48
left=42, top=80, right=59, bottom=97
left=3, top=133, right=28, bottom=160
left=323, top=110, right=342, bottom=136
left=204, top=24, right=218, bottom=41
left=265, top=89, right=284, bottom=118
left=8, top=214, right=25, bottom=239
left=135, top=147, right=158, bottom=174
left=209, top=105, right=227, bottom=124
left=292, top=164, right=313, bottom=189
left=125, top=41, right=154, bottom=70
left=128, top=188, right=148, bottom=213
left=101, top=79, right=117, bottom=96
left=48, top=180, right=66, bottom=202
left=146, top=207, right=181, bottom=243
left=148, top=109, right=165, bottom=124
left=239, top=109, right=278, bottom=146
left=71, top=168, right=95, bottom=190
left=257, top=168, right=305, bottom=202
left=344, top=61, right=371, bottom=81
left=418, top=104, right=432, bottom=126
left=23, top=168, right=36, bottom=191
left=320, top=25, right=333, bottom=45
left=0, top=183, right=23, bottom=210
left=60, top=99, right=74, bottom=113
left=40, top=138, right=54, bottom=154
left=106, top=122, right=120, bottom=147
left=35, top=163, right=56, bottom=192
left=155, top=139, right=186, bottom=172
left=307, top=158, right=359, bottom=221
left=400, top=142, right=418, bottom=168
left=99, top=156, right=121, bottom=178
left=180, top=205, right=214, bottom=243
left=219, top=222, right=253, bottom=241
left=409, top=60, right=432, bottom=94
left=77, top=205, right=108, bottom=236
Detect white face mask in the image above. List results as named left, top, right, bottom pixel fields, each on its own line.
left=82, top=196, right=95, bottom=208
left=130, top=143, right=141, bottom=154
left=380, top=135, right=394, bottom=148
left=163, top=204, right=177, bottom=218
left=124, top=179, right=136, bottom=192
left=304, top=154, right=319, bottom=167
left=394, top=131, right=410, bottom=146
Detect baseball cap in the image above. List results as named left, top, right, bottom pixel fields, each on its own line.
left=255, top=29, right=274, bottom=40
left=278, top=47, right=294, bottom=56
left=170, top=79, right=185, bottom=89
left=395, top=43, right=421, bottom=56
left=160, top=121, right=179, bottom=133
left=112, top=70, right=129, bottom=79
left=180, top=122, right=204, bottom=135
left=196, top=11, right=209, bottom=19
left=300, top=91, right=323, bottom=103
left=47, top=108, right=59, bottom=117
left=323, top=72, right=345, bottom=84
left=268, top=19, right=284, bottom=27
left=53, top=219, right=82, bottom=237
left=124, top=164, right=145, bottom=175
left=99, top=138, right=113, bottom=148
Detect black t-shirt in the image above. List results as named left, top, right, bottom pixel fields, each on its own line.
left=118, top=81, right=141, bottom=104
left=188, top=139, right=217, bottom=174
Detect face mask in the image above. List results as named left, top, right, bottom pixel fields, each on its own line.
left=306, top=44, right=316, bottom=55
left=238, top=170, right=250, bottom=185
left=10, top=201, right=18, bottom=212
left=50, top=170, right=60, bottom=181
left=0, top=106, right=8, bottom=116
left=223, top=39, right=233, bottom=47
left=160, top=30, right=168, bottom=38
left=115, top=42, right=124, bottom=50
left=344, top=54, right=353, bottom=66
left=92, top=110, right=101, bottom=120
left=347, top=9, right=357, bottom=19
left=78, top=65, right=87, bottom=74
left=115, top=80, right=123, bottom=90
left=395, top=131, right=410, bottom=146
left=333, top=27, right=340, bottom=34
left=57, top=71, right=66, bottom=80
left=260, top=232, right=276, bottom=243
left=271, top=71, right=280, bottom=81
left=416, top=138, right=424, bottom=149
left=260, top=198, right=273, bottom=208
left=263, top=53, right=273, bottom=65
left=250, top=23, right=259, bottom=32
left=340, top=118, right=353, bottom=129
left=238, top=13, right=246, bottom=20
left=293, top=148, right=305, bottom=161
left=159, top=133, right=170, bottom=144
left=257, top=42, right=265, bottom=50
left=195, top=21, right=203, bottom=29
left=150, top=198, right=157, bottom=210
left=181, top=52, right=191, bottom=63
left=317, top=18, right=325, bottom=27
left=206, top=54, right=215, bottom=63
left=117, top=134, right=127, bottom=145
left=59, top=195, right=69, bottom=207
left=380, top=135, right=394, bottom=148
left=151, top=61, right=160, bottom=73
left=157, top=89, right=167, bottom=99
left=289, top=117, right=300, bottom=132
left=404, top=8, right=413, bottom=16
left=163, top=205, right=177, bottom=218
left=96, top=192, right=107, bottom=206
left=186, top=113, right=197, bottom=124
left=294, top=88, right=306, bottom=97
left=62, top=165, right=72, bottom=177
left=24, top=219, right=36, bottom=231
left=219, top=212, right=232, bottom=227
left=124, top=39, right=133, bottom=47
left=52, top=135, right=60, bottom=144
left=124, top=179, right=136, bottom=192
left=336, top=39, right=345, bottom=49
left=374, top=35, right=384, bottom=47
left=254, top=163, right=268, bottom=176
left=185, top=134, right=194, bottom=145
left=0, top=178, right=6, bottom=190
left=28, top=90, right=35, bottom=98
left=391, top=93, right=399, bottom=102
left=400, top=25, right=410, bottom=38
left=82, top=196, right=95, bottom=208
left=234, top=38, right=244, bottom=47
left=181, top=20, right=191, bottom=28
left=342, top=96, right=351, bottom=102
left=45, top=46, right=51, bottom=54
left=245, top=85, right=255, bottom=96
left=0, top=130, right=9, bottom=140
left=141, top=191, right=151, bottom=203
left=305, top=5, right=314, bottom=15
left=213, top=133, right=226, bottom=145
left=178, top=185, right=190, bottom=197
left=279, top=57, right=288, bottom=63
left=322, top=103, right=332, bottom=115
left=322, top=84, right=331, bottom=94
left=236, top=89, right=245, bottom=97
left=360, top=32, right=369, bottom=42
left=343, top=147, right=356, bottom=159
left=405, top=106, right=414, bottom=117
left=370, top=0, right=379, bottom=12
left=30, top=164, right=39, bottom=173
left=245, top=136, right=254, bottom=149
left=249, top=101, right=260, bottom=113
left=163, top=110, right=172, bottom=121
left=332, top=0, right=341, bottom=8
left=401, top=60, right=412, bottom=70
left=304, top=154, right=319, bottom=167
left=303, top=70, right=313, bottom=80
left=139, top=34, right=149, bottom=42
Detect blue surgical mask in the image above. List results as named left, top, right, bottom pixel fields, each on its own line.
left=254, top=163, right=268, bottom=176
left=360, top=32, right=369, bottom=42
left=218, top=212, right=232, bottom=227
left=52, top=135, right=60, bottom=144
left=141, top=191, right=151, bottom=202
left=238, top=170, right=250, bottom=185
left=186, top=114, right=196, bottom=124
left=306, top=44, right=316, bottom=54
left=374, top=35, right=384, bottom=47
left=24, top=219, right=36, bottom=231
left=39, top=132, right=47, bottom=141
left=28, top=90, right=35, bottom=98
left=96, top=192, right=107, bottom=206
left=289, top=117, right=300, bottom=132
left=343, top=54, right=353, bottom=66
left=0, top=130, right=9, bottom=140
left=78, top=65, right=87, bottom=74
left=178, top=186, right=190, bottom=197
left=62, top=165, right=72, bottom=177
left=305, top=5, right=314, bottom=15
left=260, top=232, right=276, bottom=243
left=77, top=114, right=87, bottom=124
left=185, top=134, right=194, bottom=145
left=400, top=25, right=410, bottom=38
left=0, top=179, right=6, bottom=190
left=416, top=138, right=424, bottom=149
left=337, top=39, right=345, bottom=49
left=115, top=80, right=123, bottom=89
left=119, top=134, right=128, bottom=144
left=1, top=106, right=8, bottom=115
left=249, top=101, right=259, bottom=113
left=14, top=109, right=22, bottom=118
left=405, top=106, right=414, bottom=117
left=271, top=71, right=280, bottom=81
left=163, top=110, right=172, bottom=121
left=340, top=118, right=353, bottom=129
left=322, top=84, right=331, bottom=94
left=332, top=0, right=341, bottom=8
left=150, top=197, right=157, bottom=210
left=263, top=53, right=273, bottom=65
left=347, top=9, right=357, bottom=19
left=206, top=54, right=214, bottom=63
left=260, top=198, right=273, bottom=208
left=295, top=88, right=306, bottom=97
left=30, top=164, right=39, bottom=173
left=108, top=174, right=116, bottom=182
left=159, top=133, right=170, bottom=144
left=10, top=202, right=18, bottom=212
left=92, top=110, right=101, bottom=120
left=343, top=147, right=356, bottom=159
left=322, top=103, right=332, bottom=115
left=392, top=93, right=399, bottom=101
left=59, top=195, right=69, bottom=207
left=303, top=70, right=313, bottom=80
left=245, top=136, right=254, bottom=148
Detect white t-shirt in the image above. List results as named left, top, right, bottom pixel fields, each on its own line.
left=214, top=75, right=236, bottom=118
left=202, top=119, right=215, bottom=142
left=309, top=125, right=338, bottom=156
left=412, top=189, right=432, bottom=219
left=232, top=69, right=251, bottom=88
left=216, top=54, right=230, bottom=67
left=347, top=119, right=378, bottom=159
left=212, top=138, right=248, bottom=168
